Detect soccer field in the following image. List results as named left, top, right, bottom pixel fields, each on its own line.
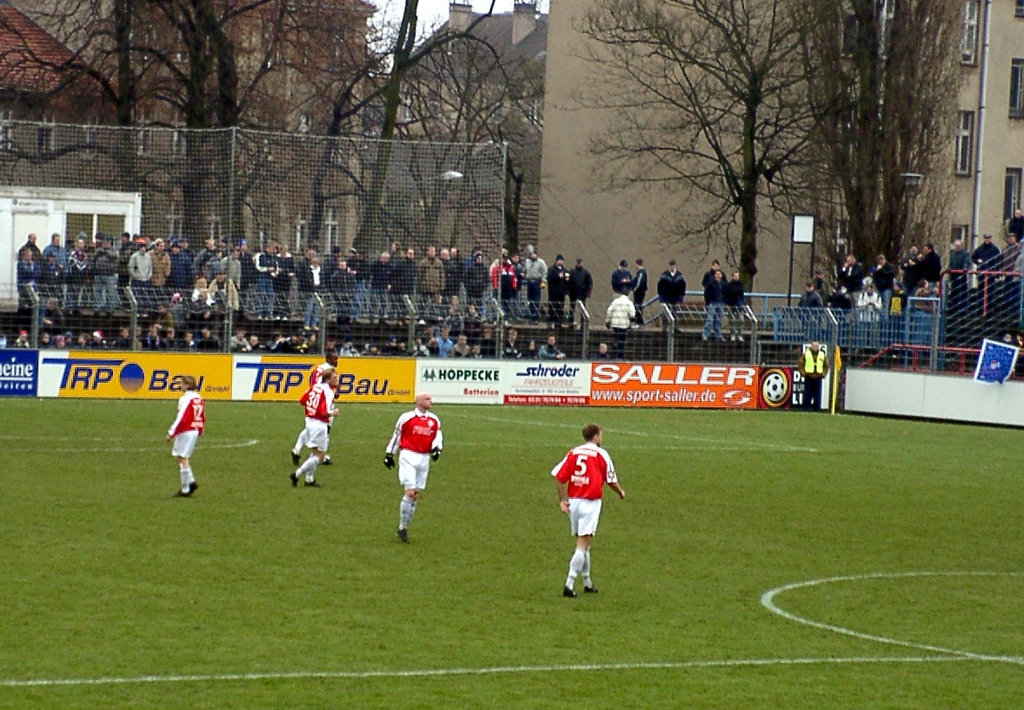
left=1, top=399, right=1022, bottom=708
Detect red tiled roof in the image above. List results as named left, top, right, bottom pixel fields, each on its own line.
left=0, top=4, right=75, bottom=93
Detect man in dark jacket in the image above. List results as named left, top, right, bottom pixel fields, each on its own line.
left=568, top=258, right=593, bottom=321
left=546, top=254, right=571, bottom=328
left=632, top=257, right=648, bottom=325
left=839, top=254, right=864, bottom=296
left=656, top=259, right=686, bottom=308
left=611, top=259, right=633, bottom=295
left=917, top=243, right=943, bottom=285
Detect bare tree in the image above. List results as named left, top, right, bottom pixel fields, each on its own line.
left=578, top=0, right=817, bottom=286
left=801, top=0, right=962, bottom=267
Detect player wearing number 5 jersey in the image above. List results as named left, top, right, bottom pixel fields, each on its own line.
left=552, top=423, right=625, bottom=597
left=166, top=374, right=205, bottom=498
left=290, top=367, right=339, bottom=488
left=383, top=392, right=442, bottom=542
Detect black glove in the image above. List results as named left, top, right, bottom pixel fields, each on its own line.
left=430, top=448, right=441, bottom=462
left=383, top=453, right=395, bottom=469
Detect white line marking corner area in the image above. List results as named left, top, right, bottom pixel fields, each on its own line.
left=4, top=570, right=1021, bottom=690
left=761, top=571, right=1024, bottom=666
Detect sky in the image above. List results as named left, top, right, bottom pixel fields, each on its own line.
left=370, top=0, right=539, bottom=34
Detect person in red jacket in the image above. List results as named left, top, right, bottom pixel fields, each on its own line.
left=552, top=423, right=626, bottom=597
left=383, top=392, right=443, bottom=542
left=166, top=374, right=206, bottom=498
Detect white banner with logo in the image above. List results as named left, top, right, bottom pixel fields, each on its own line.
left=500, top=360, right=591, bottom=405
left=414, top=359, right=592, bottom=405
left=415, top=360, right=504, bottom=404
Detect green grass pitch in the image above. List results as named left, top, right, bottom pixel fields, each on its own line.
left=1, top=399, right=1022, bottom=708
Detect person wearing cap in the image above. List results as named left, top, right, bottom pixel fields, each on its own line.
left=972, top=233, right=1001, bottom=271
left=91, top=234, right=120, bottom=315
left=546, top=254, right=571, bottom=329
left=611, top=259, right=633, bottom=296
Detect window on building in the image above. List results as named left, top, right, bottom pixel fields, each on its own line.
left=166, top=203, right=182, bottom=238
left=961, top=1, right=980, bottom=64
left=1011, top=59, right=1024, bottom=117
left=172, top=129, right=186, bottom=157
left=208, top=215, right=222, bottom=242
left=137, top=126, right=152, bottom=155
left=0, top=110, right=13, bottom=151
left=36, top=121, right=54, bottom=157
left=295, top=213, right=307, bottom=251
left=82, top=124, right=97, bottom=160
left=950, top=225, right=969, bottom=247
left=1016, top=0, right=1024, bottom=18
left=324, top=207, right=338, bottom=251
left=1005, top=168, right=1022, bottom=221
left=954, top=111, right=974, bottom=175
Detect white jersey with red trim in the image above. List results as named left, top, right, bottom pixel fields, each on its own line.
left=168, top=390, right=205, bottom=437
left=550, top=442, right=616, bottom=500
left=300, top=382, right=337, bottom=423
left=308, top=360, right=335, bottom=389
left=386, top=408, right=442, bottom=455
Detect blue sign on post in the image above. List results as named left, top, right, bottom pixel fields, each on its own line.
left=973, top=339, right=1019, bottom=385
left=0, top=349, right=38, bottom=396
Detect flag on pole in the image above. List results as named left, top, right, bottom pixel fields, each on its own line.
left=973, top=339, right=1019, bottom=384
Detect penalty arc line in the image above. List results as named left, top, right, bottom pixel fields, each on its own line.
left=0, top=656, right=979, bottom=689
left=760, top=571, right=1024, bottom=666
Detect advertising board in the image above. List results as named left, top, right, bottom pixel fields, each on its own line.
left=501, top=360, right=590, bottom=406
left=589, top=363, right=760, bottom=408
left=415, top=360, right=503, bottom=404
left=235, top=356, right=413, bottom=403
left=0, top=349, right=37, bottom=396
left=37, top=351, right=232, bottom=399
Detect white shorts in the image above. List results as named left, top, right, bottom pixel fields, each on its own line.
left=568, top=498, right=603, bottom=537
left=304, top=419, right=330, bottom=452
left=171, top=430, right=199, bottom=459
left=398, top=450, right=431, bottom=491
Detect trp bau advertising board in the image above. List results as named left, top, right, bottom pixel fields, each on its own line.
left=234, top=356, right=413, bottom=402
left=414, top=360, right=591, bottom=405
left=37, top=350, right=233, bottom=399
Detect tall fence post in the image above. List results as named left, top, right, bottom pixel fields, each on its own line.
left=663, top=303, right=676, bottom=361
left=578, top=301, right=591, bottom=358
left=124, top=285, right=139, bottom=351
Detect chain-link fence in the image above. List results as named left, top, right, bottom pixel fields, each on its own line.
left=1, top=120, right=506, bottom=300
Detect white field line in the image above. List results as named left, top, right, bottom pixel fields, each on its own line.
left=0, top=656, right=976, bottom=689
left=761, top=571, right=1024, bottom=666
left=3, top=439, right=260, bottom=453
left=446, top=412, right=818, bottom=453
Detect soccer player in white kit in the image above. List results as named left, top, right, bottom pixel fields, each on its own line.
left=552, top=423, right=625, bottom=597
left=291, top=351, right=338, bottom=467
left=166, top=374, right=206, bottom=498
left=383, top=392, right=443, bottom=542
left=290, top=367, right=339, bottom=487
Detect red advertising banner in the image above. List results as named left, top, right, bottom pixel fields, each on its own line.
left=589, top=363, right=760, bottom=408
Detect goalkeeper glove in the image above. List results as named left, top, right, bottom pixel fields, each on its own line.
left=383, top=453, right=395, bottom=469
left=430, top=448, right=441, bottom=461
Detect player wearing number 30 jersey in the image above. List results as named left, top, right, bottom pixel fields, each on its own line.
left=290, top=367, right=339, bottom=488
left=551, top=423, right=625, bottom=598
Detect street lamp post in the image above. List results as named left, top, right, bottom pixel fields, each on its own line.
left=900, top=172, right=925, bottom=244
